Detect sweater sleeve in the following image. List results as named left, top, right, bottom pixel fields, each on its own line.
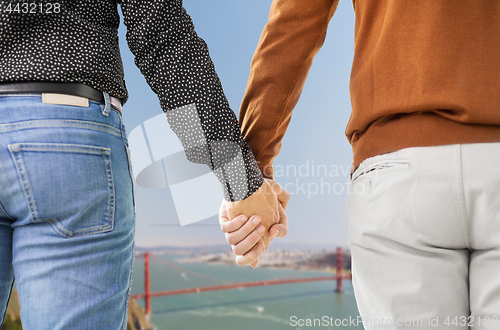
left=239, top=0, right=339, bottom=179
left=118, top=0, right=263, bottom=201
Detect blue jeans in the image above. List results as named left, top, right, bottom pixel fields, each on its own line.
left=0, top=94, right=135, bottom=329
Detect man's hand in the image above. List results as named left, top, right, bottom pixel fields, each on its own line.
left=219, top=178, right=290, bottom=267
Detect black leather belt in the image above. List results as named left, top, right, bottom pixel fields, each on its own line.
left=0, top=82, right=123, bottom=113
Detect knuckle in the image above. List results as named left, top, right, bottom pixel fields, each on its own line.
left=250, top=231, right=262, bottom=242
left=246, top=252, right=258, bottom=263
left=242, top=219, right=256, bottom=230
left=226, top=235, right=236, bottom=245
left=233, top=245, right=244, bottom=256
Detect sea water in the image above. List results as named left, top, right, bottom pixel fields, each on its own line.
left=130, top=253, right=363, bottom=330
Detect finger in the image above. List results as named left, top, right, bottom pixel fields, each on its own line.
left=268, top=204, right=288, bottom=238
left=235, top=240, right=264, bottom=266
left=266, top=179, right=290, bottom=210
left=219, top=200, right=247, bottom=233
left=268, top=224, right=285, bottom=238
left=250, top=259, right=259, bottom=268
left=220, top=214, right=249, bottom=234
left=262, top=180, right=280, bottom=225
left=271, top=204, right=279, bottom=225
left=218, top=201, right=229, bottom=226
left=276, top=185, right=290, bottom=211
left=225, top=215, right=261, bottom=245
left=232, top=225, right=265, bottom=256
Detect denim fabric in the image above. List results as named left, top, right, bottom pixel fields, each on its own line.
left=0, top=94, right=135, bottom=330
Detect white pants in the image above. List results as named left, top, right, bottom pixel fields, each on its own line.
left=347, top=143, right=500, bottom=330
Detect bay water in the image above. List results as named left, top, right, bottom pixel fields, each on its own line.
left=130, top=253, right=363, bottom=330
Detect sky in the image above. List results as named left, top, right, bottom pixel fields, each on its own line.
left=117, top=0, right=356, bottom=248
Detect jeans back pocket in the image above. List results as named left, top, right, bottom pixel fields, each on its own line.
left=351, top=158, right=412, bottom=182
left=8, top=143, right=115, bottom=237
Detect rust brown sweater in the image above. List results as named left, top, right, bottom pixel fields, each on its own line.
left=239, top=0, right=500, bottom=178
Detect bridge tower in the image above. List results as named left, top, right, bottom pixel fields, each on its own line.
left=144, top=252, right=151, bottom=317
left=335, top=247, right=344, bottom=292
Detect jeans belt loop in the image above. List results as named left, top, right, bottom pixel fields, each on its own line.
left=101, top=91, right=111, bottom=116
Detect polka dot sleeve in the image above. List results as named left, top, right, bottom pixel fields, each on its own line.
left=119, top=0, right=264, bottom=201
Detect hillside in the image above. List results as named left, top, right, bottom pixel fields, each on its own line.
left=1, top=290, right=153, bottom=330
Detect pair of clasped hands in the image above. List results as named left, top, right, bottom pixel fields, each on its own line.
left=219, top=179, right=290, bottom=267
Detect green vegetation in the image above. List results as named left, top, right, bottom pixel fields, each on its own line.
left=1, top=288, right=22, bottom=330
left=0, top=313, right=23, bottom=330
left=1, top=290, right=150, bottom=330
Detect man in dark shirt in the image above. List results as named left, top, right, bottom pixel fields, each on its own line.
left=0, top=1, right=288, bottom=328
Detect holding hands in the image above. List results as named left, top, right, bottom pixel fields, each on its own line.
left=219, top=179, right=290, bottom=267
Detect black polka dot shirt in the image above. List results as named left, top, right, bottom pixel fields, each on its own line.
left=0, top=0, right=264, bottom=201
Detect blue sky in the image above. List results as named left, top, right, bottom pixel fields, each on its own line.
left=118, top=0, right=356, bottom=248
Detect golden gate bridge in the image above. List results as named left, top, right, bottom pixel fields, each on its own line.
left=130, top=247, right=352, bottom=316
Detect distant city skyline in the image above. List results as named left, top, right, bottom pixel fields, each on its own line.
left=119, top=0, right=356, bottom=247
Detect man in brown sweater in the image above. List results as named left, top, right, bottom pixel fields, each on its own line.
left=221, top=0, right=500, bottom=328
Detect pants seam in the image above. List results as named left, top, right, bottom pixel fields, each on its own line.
left=119, top=118, right=136, bottom=212
left=1, top=280, right=15, bottom=325
left=0, top=201, right=15, bottom=221
left=121, top=227, right=136, bottom=330
left=455, top=144, right=472, bottom=249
